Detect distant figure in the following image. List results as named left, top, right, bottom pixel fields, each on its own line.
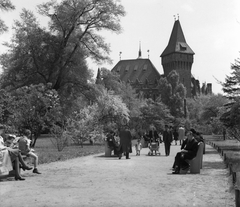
left=163, top=125, right=172, bottom=156
left=223, top=128, right=226, bottom=140
left=135, top=139, right=142, bottom=156
left=173, top=128, right=179, bottom=145
left=178, top=126, right=185, bottom=145
left=118, top=119, right=132, bottom=159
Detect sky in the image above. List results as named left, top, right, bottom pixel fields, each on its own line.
left=1, top=0, right=240, bottom=94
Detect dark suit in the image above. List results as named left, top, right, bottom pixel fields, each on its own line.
left=163, top=130, right=172, bottom=156
left=173, top=138, right=199, bottom=171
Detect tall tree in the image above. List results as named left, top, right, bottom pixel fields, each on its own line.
left=0, top=0, right=15, bottom=34
left=157, top=70, right=186, bottom=118
left=221, top=56, right=240, bottom=98
left=0, top=0, right=125, bottom=95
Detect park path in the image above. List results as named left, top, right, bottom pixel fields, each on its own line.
left=0, top=142, right=235, bottom=207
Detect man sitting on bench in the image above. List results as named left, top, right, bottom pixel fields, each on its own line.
left=172, top=130, right=198, bottom=174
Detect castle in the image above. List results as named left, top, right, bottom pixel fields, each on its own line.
left=98, top=19, right=212, bottom=99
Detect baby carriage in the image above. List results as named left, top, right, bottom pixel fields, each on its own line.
left=148, top=140, right=161, bottom=156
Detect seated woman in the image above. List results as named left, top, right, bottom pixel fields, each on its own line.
left=106, top=130, right=120, bottom=156
left=0, top=125, right=32, bottom=181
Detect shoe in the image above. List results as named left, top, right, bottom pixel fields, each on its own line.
left=22, top=165, right=33, bottom=171
left=33, top=168, right=41, bottom=174
left=181, top=165, right=190, bottom=171
left=15, top=176, right=25, bottom=181
left=119, top=156, right=122, bottom=159
left=172, top=171, right=180, bottom=174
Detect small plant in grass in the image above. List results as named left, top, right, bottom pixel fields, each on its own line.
left=50, top=124, right=70, bottom=152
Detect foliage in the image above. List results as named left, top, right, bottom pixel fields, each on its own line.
left=50, top=123, right=70, bottom=152
left=0, top=0, right=15, bottom=34
left=187, top=94, right=228, bottom=134
left=139, top=99, right=173, bottom=133
left=0, top=0, right=125, bottom=101
left=220, top=98, right=240, bottom=141
left=99, top=68, right=142, bottom=118
left=66, top=88, right=129, bottom=145
left=221, top=56, right=240, bottom=98
left=157, top=70, right=186, bottom=118
left=0, top=84, right=62, bottom=147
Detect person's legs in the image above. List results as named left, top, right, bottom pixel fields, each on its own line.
left=28, top=152, right=41, bottom=174
left=164, top=143, right=168, bottom=156
left=172, top=152, right=181, bottom=174
left=18, top=154, right=32, bottom=171
left=14, top=157, right=25, bottom=180
left=126, top=152, right=130, bottom=159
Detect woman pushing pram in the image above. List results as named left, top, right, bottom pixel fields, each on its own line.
left=147, top=127, right=162, bottom=156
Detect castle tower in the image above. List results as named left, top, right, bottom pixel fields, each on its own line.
left=160, top=19, right=195, bottom=97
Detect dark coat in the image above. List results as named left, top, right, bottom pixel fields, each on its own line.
left=163, top=130, right=172, bottom=144
left=181, top=138, right=199, bottom=160
left=119, top=130, right=132, bottom=153
left=149, top=130, right=159, bottom=142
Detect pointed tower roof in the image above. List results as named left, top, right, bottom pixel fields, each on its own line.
left=95, top=68, right=102, bottom=84
left=160, top=20, right=194, bottom=57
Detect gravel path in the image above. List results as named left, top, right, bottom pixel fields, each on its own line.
left=0, top=143, right=235, bottom=207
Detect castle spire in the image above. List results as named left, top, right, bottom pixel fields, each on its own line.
left=138, top=41, right=142, bottom=59
left=95, top=68, right=102, bottom=84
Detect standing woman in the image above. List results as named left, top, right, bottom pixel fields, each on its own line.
left=118, top=118, right=132, bottom=159
left=0, top=125, right=32, bottom=180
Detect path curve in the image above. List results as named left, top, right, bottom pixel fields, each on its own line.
left=0, top=143, right=235, bottom=207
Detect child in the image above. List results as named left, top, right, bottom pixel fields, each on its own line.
left=18, top=129, right=41, bottom=174
left=135, top=139, right=142, bottom=156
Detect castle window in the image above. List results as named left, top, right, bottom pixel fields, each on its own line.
left=125, top=65, right=130, bottom=72
left=180, top=43, right=187, bottom=51
left=116, top=66, right=121, bottom=72
left=134, top=65, right=138, bottom=71
left=143, top=64, right=147, bottom=71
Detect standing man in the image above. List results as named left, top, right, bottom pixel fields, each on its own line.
left=118, top=118, right=132, bottom=159
left=178, top=125, right=185, bottom=145
left=163, top=125, right=172, bottom=156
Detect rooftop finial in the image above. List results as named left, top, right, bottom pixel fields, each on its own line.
left=119, top=51, right=122, bottom=60
left=177, top=14, right=179, bottom=20
left=138, top=41, right=142, bottom=59
left=147, top=50, right=150, bottom=59
left=173, top=15, right=176, bottom=21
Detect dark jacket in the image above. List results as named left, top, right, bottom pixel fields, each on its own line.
left=163, top=130, right=172, bottom=144
left=181, top=138, right=199, bottom=159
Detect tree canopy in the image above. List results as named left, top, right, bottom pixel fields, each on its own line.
left=0, top=0, right=15, bottom=34
left=221, top=56, right=240, bottom=98
left=0, top=0, right=125, bottom=96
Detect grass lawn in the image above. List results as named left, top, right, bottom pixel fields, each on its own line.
left=204, top=135, right=240, bottom=165
left=32, top=135, right=105, bottom=164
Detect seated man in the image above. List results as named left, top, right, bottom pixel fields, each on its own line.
left=172, top=130, right=199, bottom=174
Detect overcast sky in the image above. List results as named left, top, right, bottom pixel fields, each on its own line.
left=1, top=0, right=240, bottom=94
